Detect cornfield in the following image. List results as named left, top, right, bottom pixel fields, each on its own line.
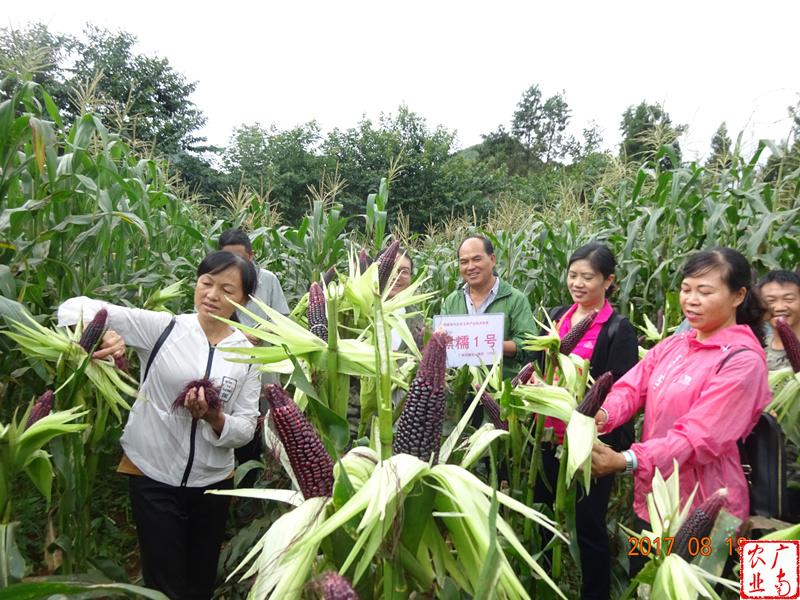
left=1, top=72, right=799, bottom=600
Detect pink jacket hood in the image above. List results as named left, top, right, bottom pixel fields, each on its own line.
left=602, top=325, right=770, bottom=523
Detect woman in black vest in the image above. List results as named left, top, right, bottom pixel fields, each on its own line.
left=532, top=242, right=639, bottom=600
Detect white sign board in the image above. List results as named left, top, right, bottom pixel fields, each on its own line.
left=432, top=313, right=505, bottom=368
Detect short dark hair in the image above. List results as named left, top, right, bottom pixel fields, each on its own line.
left=758, top=270, right=800, bottom=289
left=682, top=247, right=765, bottom=344
left=197, top=251, right=258, bottom=301
left=218, top=228, right=252, bottom=253
left=457, top=235, right=494, bottom=258
left=568, top=242, right=617, bottom=297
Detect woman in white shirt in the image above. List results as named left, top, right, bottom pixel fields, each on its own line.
left=58, top=251, right=260, bottom=600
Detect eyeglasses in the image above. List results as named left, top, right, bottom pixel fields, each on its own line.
left=397, top=268, right=412, bottom=277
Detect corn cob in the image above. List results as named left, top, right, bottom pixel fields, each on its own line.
left=358, top=248, right=372, bottom=274
left=114, top=354, right=131, bottom=374
left=266, top=384, right=334, bottom=499
left=27, top=390, right=54, bottom=427
left=322, top=266, right=337, bottom=286
left=318, top=571, right=359, bottom=600
left=576, top=371, right=615, bottom=417
left=560, top=309, right=598, bottom=356
left=775, top=316, right=800, bottom=373
left=393, top=331, right=448, bottom=463
left=655, top=308, right=665, bottom=335
left=377, top=240, right=400, bottom=293
left=307, top=282, right=328, bottom=342
left=511, top=362, right=535, bottom=387
left=673, top=488, right=727, bottom=560
left=171, top=378, right=222, bottom=412
left=476, top=387, right=508, bottom=430
left=78, top=308, right=108, bottom=353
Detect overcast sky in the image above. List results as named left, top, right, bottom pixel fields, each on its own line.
left=5, top=0, right=799, bottom=160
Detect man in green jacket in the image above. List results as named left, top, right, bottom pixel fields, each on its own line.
left=441, top=235, right=536, bottom=379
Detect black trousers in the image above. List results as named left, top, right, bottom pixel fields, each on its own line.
left=534, top=445, right=616, bottom=600
left=128, top=475, right=233, bottom=600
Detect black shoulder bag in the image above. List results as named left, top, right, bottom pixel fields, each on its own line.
left=717, top=348, right=787, bottom=520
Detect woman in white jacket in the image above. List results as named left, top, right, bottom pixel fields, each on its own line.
left=58, top=251, right=260, bottom=600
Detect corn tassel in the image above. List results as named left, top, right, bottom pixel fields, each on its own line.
left=78, top=308, right=108, bottom=353
left=560, top=309, right=598, bottom=356
left=393, top=331, right=448, bottom=463
left=576, top=371, right=614, bottom=417
left=266, top=384, right=334, bottom=499
left=775, top=316, right=800, bottom=372
left=307, top=282, right=328, bottom=342
left=673, top=488, right=727, bottom=560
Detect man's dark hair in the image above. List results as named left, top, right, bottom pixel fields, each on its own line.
left=758, top=270, right=800, bottom=289
left=218, top=228, right=252, bottom=252
left=457, top=235, right=494, bottom=258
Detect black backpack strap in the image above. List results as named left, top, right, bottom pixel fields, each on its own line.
left=604, top=312, right=622, bottom=342
left=547, top=305, right=568, bottom=328
left=143, top=317, right=176, bottom=383
left=715, top=347, right=751, bottom=374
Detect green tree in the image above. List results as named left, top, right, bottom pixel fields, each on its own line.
left=323, top=106, right=503, bottom=230
left=223, top=122, right=323, bottom=222
left=619, top=101, right=685, bottom=164
left=510, top=84, right=576, bottom=167
left=0, top=23, right=73, bottom=103
left=705, top=122, right=732, bottom=170
left=475, top=126, right=527, bottom=176
left=67, top=26, right=205, bottom=153
left=579, top=121, right=603, bottom=157
left=0, top=23, right=206, bottom=155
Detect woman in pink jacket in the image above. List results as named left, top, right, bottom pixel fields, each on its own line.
left=590, top=248, right=770, bottom=538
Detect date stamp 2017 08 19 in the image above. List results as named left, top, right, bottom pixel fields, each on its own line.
left=627, top=535, right=747, bottom=558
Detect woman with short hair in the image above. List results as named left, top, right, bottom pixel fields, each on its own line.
left=58, top=250, right=261, bottom=600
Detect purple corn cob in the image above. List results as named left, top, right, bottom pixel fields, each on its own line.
left=307, top=282, right=328, bottom=342
left=114, top=354, right=131, bottom=374
left=655, top=308, right=665, bottom=335
left=576, top=371, right=614, bottom=417
left=27, top=390, right=54, bottom=427
left=511, top=362, right=535, bottom=387
left=775, top=317, right=800, bottom=373
left=358, top=248, right=372, bottom=274
left=266, top=384, right=334, bottom=499
left=322, top=266, right=337, bottom=286
left=673, top=489, right=728, bottom=560
left=393, top=331, right=448, bottom=463
left=318, top=571, right=359, bottom=600
left=476, top=387, right=508, bottom=430
left=377, top=240, right=400, bottom=293
left=78, top=308, right=108, bottom=353
left=560, top=310, right=598, bottom=356
left=171, top=378, right=222, bottom=412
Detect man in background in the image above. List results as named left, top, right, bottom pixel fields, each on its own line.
left=218, top=228, right=290, bottom=487
left=218, top=228, right=289, bottom=326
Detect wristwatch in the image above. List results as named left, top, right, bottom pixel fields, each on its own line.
left=622, top=449, right=637, bottom=475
